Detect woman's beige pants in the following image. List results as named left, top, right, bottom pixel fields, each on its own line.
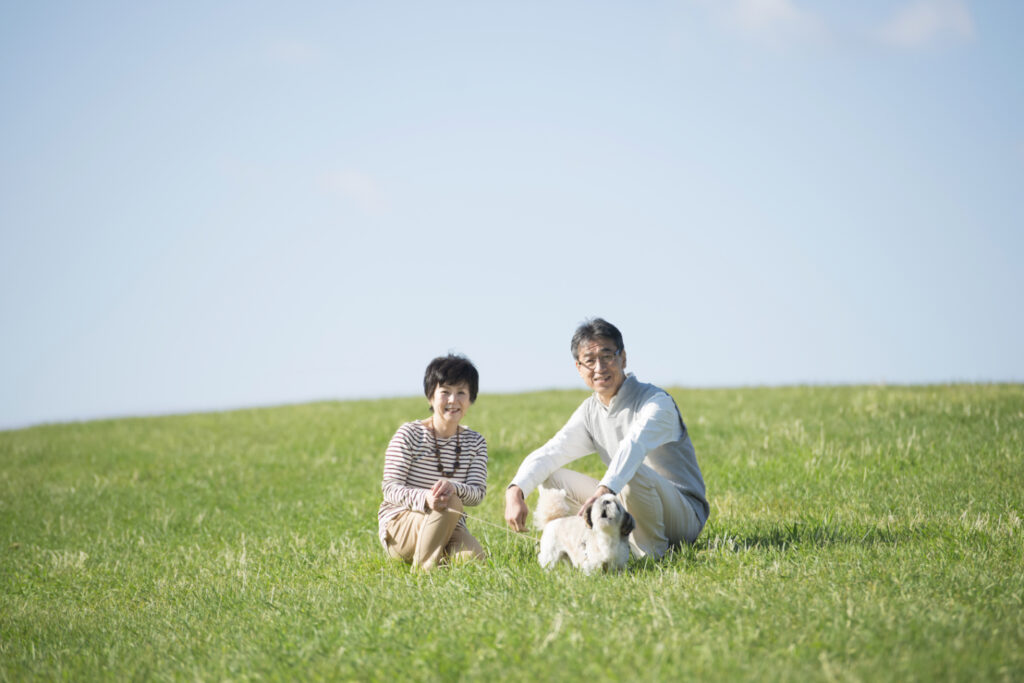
left=384, top=495, right=486, bottom=570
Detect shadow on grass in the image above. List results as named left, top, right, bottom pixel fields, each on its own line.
left=624, top=519, right=934, bottom=575
left=702, top=516, right=948, bottom=555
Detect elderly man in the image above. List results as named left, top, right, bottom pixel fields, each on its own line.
left=504, top=318, right=708, bottom=559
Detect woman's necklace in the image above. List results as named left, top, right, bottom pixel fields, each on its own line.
left=430, top=416, right=461, bottom=478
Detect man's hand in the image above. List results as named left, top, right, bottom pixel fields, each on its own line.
left=577, top=485, right=613, bottom=516
left=426, top=479, right=455, bottom=511
left=505, top=485, right=529, bottom=531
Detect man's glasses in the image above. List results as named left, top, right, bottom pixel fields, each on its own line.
left=577, top=349, right=621, bottom=371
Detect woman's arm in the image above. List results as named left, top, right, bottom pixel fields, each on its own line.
left=452, top=431, right=488, bottom=506
left=380, top=424, right=429, bottom=512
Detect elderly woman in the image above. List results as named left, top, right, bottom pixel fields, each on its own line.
left=378, top=354, right=488, bottom=570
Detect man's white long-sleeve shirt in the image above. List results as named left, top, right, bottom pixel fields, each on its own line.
left=510, top=374, right=708, bottom=525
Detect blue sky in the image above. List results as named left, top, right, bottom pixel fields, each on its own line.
left=2, top=0, right=1022, bottom=430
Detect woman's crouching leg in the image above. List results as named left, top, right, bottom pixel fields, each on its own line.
left=446, top=523, right=487, bottom=566
left=413, top=495, right=465, bottom=571
left=384, top=511, right=424, bottom=563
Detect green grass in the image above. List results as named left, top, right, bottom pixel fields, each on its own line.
left=2, top=385, right=1022, bottom=681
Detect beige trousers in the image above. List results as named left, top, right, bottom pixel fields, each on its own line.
left=384, top=495, right=486, bottom=570
left=544, top=465, right=702, bottom=559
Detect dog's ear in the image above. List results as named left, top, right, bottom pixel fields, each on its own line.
left=583, top=502, right=594, bottom=528
left=621, top=510, right=636, bottom=538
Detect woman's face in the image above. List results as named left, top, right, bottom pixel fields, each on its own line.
left=430, top=381, right=472, bottom=425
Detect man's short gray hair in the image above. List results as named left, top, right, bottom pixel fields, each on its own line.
left=570, top=318, right=624, bottom=360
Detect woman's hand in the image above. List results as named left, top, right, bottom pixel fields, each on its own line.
left=426, top=479, right=455, bottom=511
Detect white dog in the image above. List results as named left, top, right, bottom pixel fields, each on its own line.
left=535, top=486, right=635, bottom=575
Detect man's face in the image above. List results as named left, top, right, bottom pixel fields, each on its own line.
left=575, top=337, right=627, bottom=400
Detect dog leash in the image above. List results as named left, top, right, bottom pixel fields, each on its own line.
left=457, top=510, right=540, bottom=543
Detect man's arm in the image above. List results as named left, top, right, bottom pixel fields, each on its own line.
left=504, top=402, right=596, bottom=531
left=575, top=484, right=614, bottom=518
left=577, top=393, right=683, bottom=514
left=504, top=485, right=528, bottom=531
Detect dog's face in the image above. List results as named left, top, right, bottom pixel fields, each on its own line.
left=584, top=494, right=635, bottom=538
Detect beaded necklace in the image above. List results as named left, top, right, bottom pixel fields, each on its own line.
left=430, top=416, right=462, bottom=478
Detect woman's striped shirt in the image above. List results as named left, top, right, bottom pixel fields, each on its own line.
left=377, top=420, right=488, bottom=547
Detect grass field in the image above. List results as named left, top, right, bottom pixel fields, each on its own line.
left=1, top=384, right=1022, bottom=681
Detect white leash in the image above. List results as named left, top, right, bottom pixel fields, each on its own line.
left=458, top=510, right=540, bottom=544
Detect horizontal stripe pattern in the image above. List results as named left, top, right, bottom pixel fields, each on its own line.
left=378, top=420, right=488, bottom=545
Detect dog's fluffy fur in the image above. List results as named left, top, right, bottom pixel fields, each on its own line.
left=535, top=486, right=635, bottom=575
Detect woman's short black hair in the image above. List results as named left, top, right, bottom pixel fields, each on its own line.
left=570, top=317, right=624, bottom=360
left=423, top=354, right=479, bottom=404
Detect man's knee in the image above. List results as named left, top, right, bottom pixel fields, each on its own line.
left=618, top=478, right=658, bottom=520
left=619, top=468, right=659, bottom=497
left=619, top=479, right=671, bottom=559
left=543, top=469, right=600, bottom=506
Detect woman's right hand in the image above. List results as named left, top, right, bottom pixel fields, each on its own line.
left=426, top=479, right=454, bottom=511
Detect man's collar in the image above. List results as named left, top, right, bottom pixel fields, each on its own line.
left=599, top=373, right=637, bottom=409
